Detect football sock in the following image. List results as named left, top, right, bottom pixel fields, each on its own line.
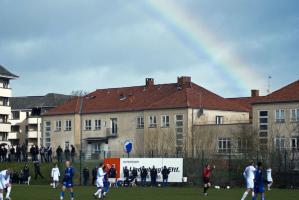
left=0, top=193, right=3, bottom=200
left=203, top=187, right=207, bottom=193
left=94, top=189, right=102, bottom=196
left=60, top=191, right=65, bottom=199
left=70, top=192, right=74, bottom=198
left=241, top=191, right=248, bottom=200
left=6, top=186, right=11, bottom=198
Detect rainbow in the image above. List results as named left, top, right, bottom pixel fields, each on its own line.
left=140, top=0, right=264, bottom=95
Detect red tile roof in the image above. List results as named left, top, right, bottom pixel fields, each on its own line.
left=43, top=79, right=250, bottom=116
left=252, top=80, right=299, bottom=104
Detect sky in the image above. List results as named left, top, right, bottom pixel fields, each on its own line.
left=0, top=0, right=298, bottom=97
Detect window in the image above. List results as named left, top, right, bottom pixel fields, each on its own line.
left=11, top=125, right=20, bottom=132
left=84, top=119, right=92, bottom=131
left=45, top=121, right=51, bottom=131
left=11, top=111, right=20, bottom=120
left=218, top=138, right=231, bottom=153
left=175, top=115, right=184, bottom=152
left=65, top=120, right=72, bottom=131
left=237, top=138, right=248, bottom=153
left=55, top=120, right=62, bottom=132
left=291, top=137, right=299, bottom=150
left=259, top=111, right=268, bottom=138
left=137, top=117, right=144, bottom=129
left=95, top=119, right=101, bottom=130
left=110, top=118, right=118, bottom=134
left=275, top=109, right=285, bottom=123
left=148, top=116, right=157, bottom=128
left=216, top=116, right=224, bottom=125
left=161, top=115, right=170, bottom=128
left=275, top=137, right=286, bottom=151
left=291, top=109, right=299, bottom=122
left=65, top=141, right=70, bottom=149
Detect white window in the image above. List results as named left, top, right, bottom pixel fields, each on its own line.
left=110, top=118, right=118, bottom=134
left=216, top=116, right=224, bottom=125
left=275, top=136, right=286, bottom=151
left=84, top=119, right=92, bottom=131
left=95, top=119, right=101, bottom=130
left=275, top=109, right=285, bottom=123
left=161, top=115, right=170, bottom=128
left=65, top=120, right=72, bottom=131
left=291, top=137, right=299, bottom=150
left=218, top=138, right=231, bottom=153
left=259, top=111, right=268, bottom=138
left=148, top=116, right=157, bottom=128
left=65, top=141, right=70, bottom=149
left=55, top=120, right=62, bottom=132
left=291, top=109, right=299, bottom=122
left=137, top=117, right=144, bottom=129
left=45, top=121, right=51, bottom=132
left=175, top=115, right=184, bottom=152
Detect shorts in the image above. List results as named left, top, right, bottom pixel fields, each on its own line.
left=108, top=178, right=116, bottom=184
left=203, top=177, right=210, bottom=184
left=96, top=179, right=104, bottom=188
left=63, top=181, right=73, bottom=188
left=254, top=185, right=265, bottom=193
left=246, top=179, right=254, bottom=189
left=0, top=180, right=9, bottom=190
left=266, top=180, right=273, bottom=184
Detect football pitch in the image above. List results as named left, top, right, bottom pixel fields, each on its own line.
left=8, top=185, right=299, bottom=200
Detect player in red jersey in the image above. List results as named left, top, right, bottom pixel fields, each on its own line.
left=203, top=164, right=215, bottom=196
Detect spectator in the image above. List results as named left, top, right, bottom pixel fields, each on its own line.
left=162, top=166, right=170, bottom=187
left=3, top=146, right=7, bottom=162
left=123, top=166, right=129, bottom=180
left=64, top=147, right=70, bottom=161
left=47, top=146, right=53, bottom=162
left=0, top=146, right=3, bottom=162
left=108, top=164, right=117, bottom=187
left=30, top=145, right=35, bottom=161
left=16, top=145, right=21, bottom=162
left=23, top=163, right=30, bottom=182
left=131, top=167, right=138, bottom=186
left=40, top=146, right=46, bottom=162
left=21, top=143, right=27, bottom=162
left=9, top=145, right=15, bottom=162
left=34, top=161, right=44, bottom=180
left=56, top=146, right=63, bottom=163
left=150, top=166, right=157, bottom=187
left=71, top=145, right=76, bottom=163
left=92, top=165, right=98, bottom=185
left=140, top=166, right=148, bottom=187
left=83, top=167, right=90, bottom=186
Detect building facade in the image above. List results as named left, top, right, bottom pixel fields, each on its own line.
left=9, top=93, right=71, bottom=147
left=42, top=77, right=250, bottom=158
left=0, top=65, right=18, bottom=145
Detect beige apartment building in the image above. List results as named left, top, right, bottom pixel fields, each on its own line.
left=42, top=77, right=251, bottom=158
left=9, top=94, right=71, bottom=147
left=0, top=65, right=18, bottom=146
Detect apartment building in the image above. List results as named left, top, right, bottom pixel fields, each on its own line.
left=9, top=93, right=71, bottom=147
left=251, top=80, right=299, bottom=151
left=0, top=65, right=18, bottom=145
left=42, top=76, right=250, bottom=158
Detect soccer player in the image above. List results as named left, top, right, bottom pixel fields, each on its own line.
left=203, top=164, right=215, bottom=196
left=51, top=163, right=60, bottom=189
left=0, top=169, right=12, bottom=200
left=102, top=166, right=110, bottom=197
left=253, top=162, right=266, bottom=200
left=60, top=161, right=74, bottom=200
left=266, top=167, right=273, bottom=190
left=94, top=162, right=105, bottom=199
left=240, top=161, right=256, bottom=200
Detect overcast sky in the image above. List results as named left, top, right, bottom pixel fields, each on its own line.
left=0, top=0, right=298, bottom=97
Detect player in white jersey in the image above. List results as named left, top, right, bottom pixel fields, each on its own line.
left=51, top=163, right=61, bottom=188
left=93, top=163, right=105, bottom=199
left=240, top=161, right=256, bottom=200
left=266, top=167, right=273, bottom=190
left=0, top=169, right=12, bottom=200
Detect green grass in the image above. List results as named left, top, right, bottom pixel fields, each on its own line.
left=6, top=185, right=299, bottom=200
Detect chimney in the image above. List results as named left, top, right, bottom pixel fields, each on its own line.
left=251, top=89, right=259, bottom=97
left=145, top=78, right=154, bottom=87
left=177, top=76, right=191, bottom=88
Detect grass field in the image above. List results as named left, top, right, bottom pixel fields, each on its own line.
left=6, top=185, right=299, bottom=200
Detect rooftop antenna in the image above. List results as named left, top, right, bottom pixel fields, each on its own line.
left=267, top=75, right=272, bottom=94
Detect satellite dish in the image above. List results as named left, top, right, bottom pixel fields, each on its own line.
left=197, top=108, right=204, bottom=117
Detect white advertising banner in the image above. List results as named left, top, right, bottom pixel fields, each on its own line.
left=119, top=158, right=183, bottom=183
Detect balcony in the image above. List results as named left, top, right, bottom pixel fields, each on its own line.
left=0, top=87, right=12, bottom=98
left=27, top=131, right=38, bottom=139
left=106, top=128, right=118, bottom=138
left=0, top=105, right=11, bottom=115
left=27, top=117, right=40, bottom=124
left=0, top=123, right=11, bottom=132
left=8, top=132, right=19, bottom=140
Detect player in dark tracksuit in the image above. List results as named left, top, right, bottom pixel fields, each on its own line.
left=253, top=162, right=266, bottom=200
left=60, top=161, right=74, bottom=200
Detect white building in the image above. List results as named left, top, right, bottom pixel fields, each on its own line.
left=0, top=65, right=18, bottom=145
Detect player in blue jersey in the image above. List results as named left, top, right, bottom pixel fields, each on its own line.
left=60, top=161, right=74, bottom=200
left=253, top=162, right=265, bottom=200
left=102, top=166, right=110, bottom=198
